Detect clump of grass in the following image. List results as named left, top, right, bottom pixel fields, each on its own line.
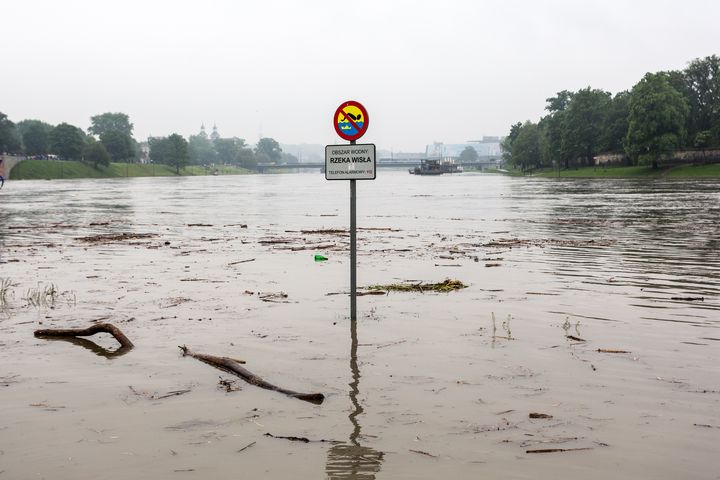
left=502, top=314, right=513, bottom=339
left=24, top=284, right=58, bottom=308
left=491, top=312, right=514, bottom=341
left=365, top=279, right=468, bottom=293
left=0, top=278, right=12, bottom=306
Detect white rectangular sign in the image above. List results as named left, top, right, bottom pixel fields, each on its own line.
left=325, top=144, right=376, bottom=180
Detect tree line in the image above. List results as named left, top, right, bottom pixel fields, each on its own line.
left=0, top=112, right=293, bottom=172
left=501, top=55, right=720, bottom=170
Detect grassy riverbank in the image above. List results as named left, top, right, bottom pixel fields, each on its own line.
left=508, top=163, right=720, bottom=178
left=9, top=160, right=252, bottom=180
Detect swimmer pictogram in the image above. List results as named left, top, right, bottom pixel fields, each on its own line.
left=333, top=101, right=369, bottom=141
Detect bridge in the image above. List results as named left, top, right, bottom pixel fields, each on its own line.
left=0, top=155, right=501, bottom=179
left=257, top=157, right=500, bottom=172
left=0, top=154, right=25, bottom=181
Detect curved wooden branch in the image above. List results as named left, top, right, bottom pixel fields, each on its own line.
left=34, top=323, right=134, bottom=349
left=179, top=345, right=324, bottom=405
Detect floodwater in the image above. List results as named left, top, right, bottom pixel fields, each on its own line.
left=0, top=171, right=719, bottom=479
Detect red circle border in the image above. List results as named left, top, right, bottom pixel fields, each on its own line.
left=333, top=100, right=369, bottom=141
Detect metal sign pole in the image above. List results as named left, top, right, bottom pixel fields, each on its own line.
left=350, top=140, right=357, bottom=321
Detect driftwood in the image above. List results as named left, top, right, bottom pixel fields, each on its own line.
left=566, top=335, right=586, bottom=342
left=34, top=323, right=134, bottom=350
left=597, top=348, right=630, bottom=354
left=179, top=345, right=324, bottom=405
left=526, top=447, right=593, bottom=454
left=529, top=412, right=553, bottom=419
left=264, top=433, right=339, bottom=444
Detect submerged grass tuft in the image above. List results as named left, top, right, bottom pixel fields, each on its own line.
left=24, top=284, right=58, bottom=308
left=365, top=278, right=468, bottom=293
left=0, top=278, right=12, bottom=306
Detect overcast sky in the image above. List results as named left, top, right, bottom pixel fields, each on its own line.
left=3, top=0, right=718, bottom=152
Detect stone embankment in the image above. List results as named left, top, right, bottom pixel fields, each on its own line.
left=0, top=154, right=25, bottom=179
left=595, top=149, right=720, bottom=165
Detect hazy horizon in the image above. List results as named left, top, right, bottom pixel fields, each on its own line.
left=3, top=0, right=718, bottom=152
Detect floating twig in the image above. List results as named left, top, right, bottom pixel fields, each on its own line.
left=228, top=258, right=256, bottom=265
left=237, top=441, right=256, bottom=453
left=526, top=447, right=593, bottom=454
left=375, top=340, right=407, bottom=349
left=264, top=433, right=339, bottom=444
left=129, top=386, right=192, bottom=400
left=597, top=348, right=630, bottom=354
left=409, top=449, right=438, bottom=458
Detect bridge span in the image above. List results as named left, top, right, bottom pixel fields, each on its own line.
left=258, top=157, right=500, bottom=172
left=0, top=155, right=25, bottom=181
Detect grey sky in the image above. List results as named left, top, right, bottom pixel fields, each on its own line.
left=3, top=0, right=718, bottom=152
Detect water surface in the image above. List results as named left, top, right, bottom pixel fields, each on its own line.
left=1, top=172, right=718, bottom=479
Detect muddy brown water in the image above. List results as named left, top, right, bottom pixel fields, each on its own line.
left=1, top=172, right=719, bottom=479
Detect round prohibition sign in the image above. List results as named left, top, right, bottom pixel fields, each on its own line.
left=334, top=100, right=369, bottom=141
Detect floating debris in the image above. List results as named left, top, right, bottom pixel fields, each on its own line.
left=526, top=447, right=593, bottom=454
left=529, top=412, right=553, bottom=419
left=264, top=433, right=339, bottom=444
left=77, top=233, right=157, bottom=244
left=365, top=279, right=467, bottom=293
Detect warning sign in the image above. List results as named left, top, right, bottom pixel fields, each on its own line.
left=334, top=101, right=369, bottom=141
left=325, top=144, right=376, bottom=180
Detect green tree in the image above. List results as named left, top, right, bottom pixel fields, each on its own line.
left=458, top=146, right=479, bottom=163
left=237, top=147, right=256, bottom=170
left=255, top=137, right=282, bottom=163
left=510, top=122, right=542, bottom=171
left=89, top=112, right=135, bottom=162
left=148, top=136, right=172, bottom=164
left=149, top=134, right=189, bottom=173
left=625, top=73, right=689, bottom=168
left=543, top=90, right=574, bottom=169
left=0, top=112, right=22, bottom=154
left=188, top=131, right=216, bottom=165
left=49, top=123, right=85, bottom=160
left=563, top=87, right=612, bottom=165
left=100, top=130, right=134, bottom=161
left=89, top=112, right=133, bottom=138
left=17, top=120, right=53, bottom=157
left=82, top=139, right=111, bottom=168
left=683, top=55, right=720, bottom=147
left=545, top=90, right=574, bottom=113
left=167, top=134, right=189, bottom=173
left=214, top=137, right=246, bottom=165
left=602, top=91, right=631, bottom=153
left=501, top=122, right=522, bottom=164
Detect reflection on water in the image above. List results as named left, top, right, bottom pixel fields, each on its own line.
left=326, top=319, right=384, bottom=479
left=34, top=335, right=134, bottom=358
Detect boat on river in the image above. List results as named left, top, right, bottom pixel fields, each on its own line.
left=409, top=159, right=463, bottom=175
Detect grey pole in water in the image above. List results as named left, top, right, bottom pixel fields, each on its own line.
left=350, top=178, right=357, bottom=320
left=350, top=138, right=357, bottom=321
